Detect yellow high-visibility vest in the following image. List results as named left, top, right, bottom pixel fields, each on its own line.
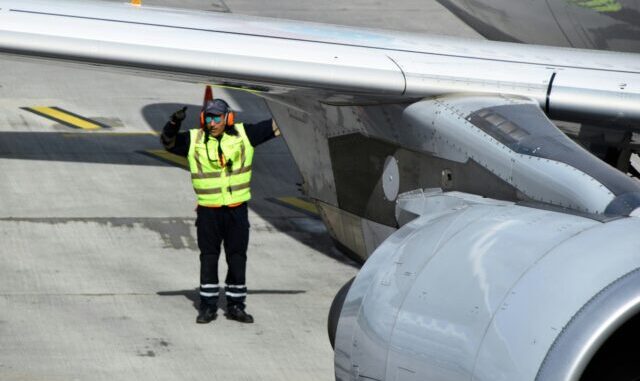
left=188, top=123, right=254, bottom=206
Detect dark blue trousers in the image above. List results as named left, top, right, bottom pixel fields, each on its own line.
left=196, top=203, right=249, bottom=309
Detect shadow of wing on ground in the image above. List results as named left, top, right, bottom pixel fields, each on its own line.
left=142, top=102, right=202, bottom=135
left=0, top=102, right=199, bottom=166
left=0, top=131, right=167, bottom=165
left=0, top=98, right=355, bottom=265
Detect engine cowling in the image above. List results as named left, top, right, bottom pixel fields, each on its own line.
left=333, top=193, right=640, bottom=381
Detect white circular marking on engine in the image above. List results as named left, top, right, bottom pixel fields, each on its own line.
left=383, top=156, right=400, bottom=201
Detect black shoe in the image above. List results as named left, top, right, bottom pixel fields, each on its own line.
left=226, top=306, right=254, bottom=323
left=196, top=305, right=217, bottom=324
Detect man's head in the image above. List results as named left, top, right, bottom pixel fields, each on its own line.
left=202, top=99, right=231, bottom=137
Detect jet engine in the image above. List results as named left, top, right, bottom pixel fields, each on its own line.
left=332, top=191, right=640, bottom=381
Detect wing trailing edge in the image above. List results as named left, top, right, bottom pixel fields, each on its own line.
left=0, top=0, right=639, bottom=126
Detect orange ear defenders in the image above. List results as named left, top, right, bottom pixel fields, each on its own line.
left=199, top=100, right=235, bottom=128
left=218, top=99, right=235, bottom=126
left=226, top=110, right=235, bottom=126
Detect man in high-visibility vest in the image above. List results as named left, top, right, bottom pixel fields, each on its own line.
left=161, top=99, right=280, bottom=324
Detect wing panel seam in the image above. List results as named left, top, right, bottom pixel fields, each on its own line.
left=545, top=71, right=557, bottom=114
left=386, top=55, right=407, bottom=95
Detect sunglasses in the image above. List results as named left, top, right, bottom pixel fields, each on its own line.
left=205, top=115, right=222, bottom=124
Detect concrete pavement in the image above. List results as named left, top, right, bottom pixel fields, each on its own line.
left=0, top=1, right=479, bottom=380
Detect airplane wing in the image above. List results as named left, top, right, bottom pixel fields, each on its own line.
left=3, top=2, right=640, bottom=381
left=0, top=0, right=639, bottom=126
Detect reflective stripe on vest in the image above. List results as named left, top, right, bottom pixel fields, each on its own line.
left=187, top=123, right=254, bottom=206
left=191, top=165, right=252, bottom=179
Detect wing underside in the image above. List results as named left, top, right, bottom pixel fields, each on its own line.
left=0, top=0, right=639, bottom=126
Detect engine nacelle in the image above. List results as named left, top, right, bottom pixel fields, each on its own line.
left=333, top=191, right=640, bottom=381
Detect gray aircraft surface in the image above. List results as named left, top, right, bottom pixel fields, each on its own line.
left=1, top=0, right=640, bottom=380
left=438, top=0, right=640, bottom=52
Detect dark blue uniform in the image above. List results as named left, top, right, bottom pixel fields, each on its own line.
left=161, top=119, right=276, bottom=311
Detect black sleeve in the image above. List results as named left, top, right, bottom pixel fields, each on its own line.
left=244, top=119, right=276, bottom=147
left=160, top=120, right=190, bottom=157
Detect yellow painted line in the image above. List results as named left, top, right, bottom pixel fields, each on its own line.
left=97, top=131, right=158, bottom=136
left=145, top=149, right=189, bottom=169
left=569, top=0, right=622, bottom=12
left=62, top=131, right=158, bottom=138
left=277, top=196, right=319, bottom=215
left=23, top=106, right=107, bottom=130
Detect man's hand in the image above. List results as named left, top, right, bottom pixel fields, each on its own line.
left=171, top=106, right=188, bottom=124
left=272, top=120, right=281, bottom=137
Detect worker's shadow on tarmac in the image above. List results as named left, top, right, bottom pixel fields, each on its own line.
left=157, top=288, right=307, bottom=313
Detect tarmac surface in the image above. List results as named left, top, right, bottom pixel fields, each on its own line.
left=0, top=1, right=479, bottom=380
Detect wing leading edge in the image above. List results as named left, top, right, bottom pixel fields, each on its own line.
left=0, top=0, right=640, bottom=126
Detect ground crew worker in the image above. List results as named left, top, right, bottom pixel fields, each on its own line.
left=161, top=99, right=279, bottom=324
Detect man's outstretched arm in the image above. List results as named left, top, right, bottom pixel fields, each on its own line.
left=161, top=107, right=190, bottom=157
left=244, top=119, right=280, bottom=147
